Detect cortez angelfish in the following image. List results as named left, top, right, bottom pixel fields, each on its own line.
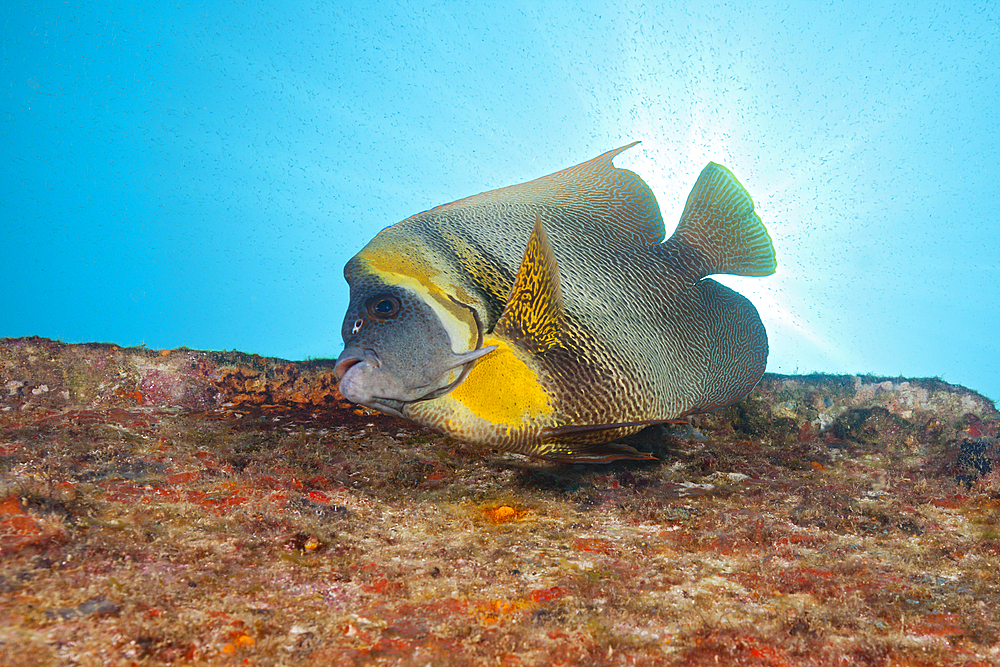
left=335, top=143, right=776, bottom=463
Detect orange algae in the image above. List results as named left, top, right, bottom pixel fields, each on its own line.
left=529, top=586, right=568, bottom=603
left=475, top=597, right=533, bottom=625
left=0, top=493, right=58, bottom=553
left=221, top=636, right=254, bottom=655
left=483, top=504, right=525, bottom=523
left=0, top=495, right=38, bottom=539
left=572, top=537, right=618, bottom=554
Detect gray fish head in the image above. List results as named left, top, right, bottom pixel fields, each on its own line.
left=335, top=266, right=495, bottom=419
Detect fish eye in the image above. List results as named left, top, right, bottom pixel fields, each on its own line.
left=365, top=294, right=401, bottom=319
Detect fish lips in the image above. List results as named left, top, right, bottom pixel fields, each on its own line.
left=335, top=347, right=408, bottom=419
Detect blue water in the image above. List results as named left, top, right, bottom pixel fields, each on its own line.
left=2, top=2, right=998, bottom=404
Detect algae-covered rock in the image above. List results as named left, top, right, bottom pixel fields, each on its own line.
left=1, top=337, right=998, bottom=666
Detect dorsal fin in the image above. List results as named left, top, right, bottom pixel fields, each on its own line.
left=414, top=142, right=666, bottom=246
left=669, top=163, right=777, bottom=279
left=494, top=214, right=564, bottom=354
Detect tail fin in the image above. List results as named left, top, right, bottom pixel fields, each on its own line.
left=668, top=163, right=776, bottom=279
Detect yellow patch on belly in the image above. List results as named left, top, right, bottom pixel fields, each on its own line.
left=449, top=337, right=552, bottom=427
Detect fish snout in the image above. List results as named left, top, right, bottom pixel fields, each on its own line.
left=334, top=347, right=409, bottom=418
left=335, top=347, right=377, bottom=407
left=334, top=347, right=379, bottom=381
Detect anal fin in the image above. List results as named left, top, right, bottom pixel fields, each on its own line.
left=541, top=441, right=657, bottom=464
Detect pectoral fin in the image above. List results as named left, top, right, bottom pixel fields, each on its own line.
left=538, top=418, right=692, bottom=463
left=494, top=214, right=565, bottom=354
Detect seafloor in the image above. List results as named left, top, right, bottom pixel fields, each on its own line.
left=1, top=337, right=998, bottom=667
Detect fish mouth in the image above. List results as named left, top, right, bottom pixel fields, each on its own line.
left=335, top=348, right=408, bottom=419
left=335, top=355, right=366, bottom=382
left=334, top=347, right=371, bottom=396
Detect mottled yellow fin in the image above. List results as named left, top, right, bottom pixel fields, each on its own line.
left=494, top=214, right=564, bottom=354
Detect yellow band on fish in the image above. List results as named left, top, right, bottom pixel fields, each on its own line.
left=357, top=250, right=479, bottom=354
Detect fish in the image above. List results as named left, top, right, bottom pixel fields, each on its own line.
left=334, top=143, right=776, bottom=463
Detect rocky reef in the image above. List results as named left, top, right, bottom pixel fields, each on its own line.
left=1, top=337, right=998, bottom=666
